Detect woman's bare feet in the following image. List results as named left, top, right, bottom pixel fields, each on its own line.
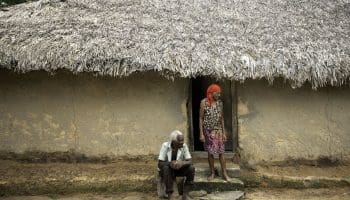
left=222, top=172, right=230, bottom=182
left=182, top=194, right=189, bottom=200
left=207, top=173, right=215, bottom=181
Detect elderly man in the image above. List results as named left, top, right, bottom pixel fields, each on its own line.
left=158, top=130, right=195, bottom=200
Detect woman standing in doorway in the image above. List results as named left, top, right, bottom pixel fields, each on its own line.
left=199, top=84, right=230, bottom=181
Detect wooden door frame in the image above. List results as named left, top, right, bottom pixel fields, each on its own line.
left=230, top=81, right=238, bottom=151
left=187, top=80, right=194, bottom=152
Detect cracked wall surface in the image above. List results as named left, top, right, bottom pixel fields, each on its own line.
left=0, top=70, right=189, bottom=157
left=237, top=79, right=350, bottom=163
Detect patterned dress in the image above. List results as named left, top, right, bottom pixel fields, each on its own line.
left=202, top=98, right=225, bottom=154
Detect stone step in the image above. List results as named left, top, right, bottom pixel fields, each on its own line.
left=189, top=190, right=245, bottom=200
left=193, top=174, right=244, bottom=192
left=194, top=162, right=241, bottom=178
left=192, top=162, right=243, bottom=192
left=157, top=164, right=244, bottom=198
left=157, top=174, right=244, bottom=198
left=191, top=152, right=238, bottom=162
left=157, top=161, right=243, bottom=198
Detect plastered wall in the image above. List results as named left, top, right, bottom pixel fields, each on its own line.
left=0, top=70, right=189, bottom=157
left=237, top=80, right=350, bottom=163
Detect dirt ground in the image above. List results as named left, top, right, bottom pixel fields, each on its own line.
left=0, top=160, right=156, bottom=183
left=245, top=188, right=350, bottom=200
left=2, top=160, right=349, bottom=183
left=0, top=160, right=157, bottom=196
left=1, top=159, right=350, bottom=199
left=0, top=192, right=158, bottom=200
left=255, top=165, right=350, bottom=178
left=1, top=188, right=350, bottom=200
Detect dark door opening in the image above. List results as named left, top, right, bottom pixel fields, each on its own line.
left=190, top=77, right=236, bottom=152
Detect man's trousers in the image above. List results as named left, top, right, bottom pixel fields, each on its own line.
left=159, top=163, right=195, bottom=194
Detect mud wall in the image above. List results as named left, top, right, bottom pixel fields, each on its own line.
left=237, top=80, right=350, bottom=163
left=0, top=70, right=189, bottom=157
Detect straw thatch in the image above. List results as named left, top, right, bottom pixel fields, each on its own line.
left=0, top=0, right=349, bottom=88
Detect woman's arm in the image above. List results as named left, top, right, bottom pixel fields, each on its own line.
left=221, top=102, right=227, bottom=142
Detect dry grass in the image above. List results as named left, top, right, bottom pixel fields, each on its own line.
left=0, top=0, right=349, bottom=88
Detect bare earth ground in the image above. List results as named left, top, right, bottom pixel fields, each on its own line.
left=1, top=188, right=350, bottom=200
left=255, top=165, right=350, bottom=178
left=2, top=159, right=349, bottom=183
left=0, top=160, right=157, bottom=195
left=1, top=160, right=350, bottom=199
left=245, top=188, right=350, bottom=200
left=0, top=192, right=158, bottom=200
left=0, top=160, right=156, bottom=183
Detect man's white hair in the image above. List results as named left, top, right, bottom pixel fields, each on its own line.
left=170, top=130, right=183, bottom=141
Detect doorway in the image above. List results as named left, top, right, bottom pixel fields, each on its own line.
left=189, top=77, right=237, bottom=152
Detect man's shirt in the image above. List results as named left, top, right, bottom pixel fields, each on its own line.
left=158, top=141, right=192, bottom=162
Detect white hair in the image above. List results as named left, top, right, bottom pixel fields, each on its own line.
left=170, top=130, right=183, bottom=141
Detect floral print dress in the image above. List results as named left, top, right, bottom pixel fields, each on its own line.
left=203, top=98, right=225, bottom=154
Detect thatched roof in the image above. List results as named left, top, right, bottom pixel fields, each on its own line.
left=0, top=0, right=349, bottom=88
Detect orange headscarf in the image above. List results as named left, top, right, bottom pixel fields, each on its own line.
left=206, top=84, right=221, bottom=106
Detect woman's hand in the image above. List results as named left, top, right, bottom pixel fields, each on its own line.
left=199, top=133, right=205, bottom=143
left=223, top=134, right=227, bottom=142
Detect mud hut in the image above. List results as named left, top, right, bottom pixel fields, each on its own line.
left=0, top=0, right=349, bottom=164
